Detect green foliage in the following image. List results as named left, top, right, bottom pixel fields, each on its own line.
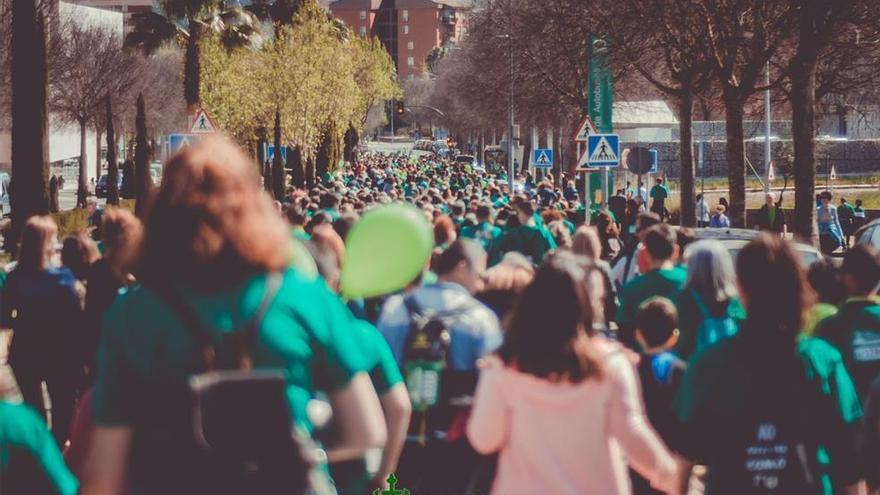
left=52, top=200, right=136, bottom=239
left=200, top=9, right=399, bottom=161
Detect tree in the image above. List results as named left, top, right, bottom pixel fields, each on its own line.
left=134, top=93, right=153, bottom=216
left=697, top=0, right=789, bottom=227
left=124, top=0, right=261, bottom=113
left=272, top=109, right=284, bottom=199
left=105, top=95, right=120, bottom=205
left=10, top=0, right=50, bottom=250
left=288, top=145, right=304, bottom=188
left=783, top=0, right=877, bottom=243
left=51, top=21, right=138, bottom=207
left=593, top=0, right=713, bottom=227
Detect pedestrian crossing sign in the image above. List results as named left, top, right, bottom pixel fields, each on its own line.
left=587, top=134, right=620, bottom=167
left=168, top=133, right=202, bottom=155
left=190, top=108, right=218, bottom=134
left=533, top=148, right=553, bottom=169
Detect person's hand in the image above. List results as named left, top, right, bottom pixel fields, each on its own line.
left=368, top=473, right=392, bottom=493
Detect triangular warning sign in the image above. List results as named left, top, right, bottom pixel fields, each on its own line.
left=589, top=135, right=618, bottom=163
left=576, top=148, right=597, bottom=171
left=190, top=108, right=218, bottom=134
left=830, top=165, right=837, bottom=180
left=536, top=151, right=551, bottom=166
left=767, top=162, right=775, bottom=181
left=573, top=116, right=597, bottom=142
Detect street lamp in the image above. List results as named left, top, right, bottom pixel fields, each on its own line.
left=497, top=33, right=514, bottom=195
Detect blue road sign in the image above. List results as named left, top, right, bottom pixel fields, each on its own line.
left=587, top=134, right=620, bottom=167
left=649, top=149, right=659, bottom=173
left=267, top=145, right=288, bottom=163
left=533, top=148, right=553, bottom=169
left=168, top=134, right=202, bottom=155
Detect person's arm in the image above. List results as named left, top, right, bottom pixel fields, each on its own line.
left=81, top=426, right=132, bottom=495
left=325, top=372, right=388, bottom=462
left=467, top=359, right=510, bottom=454
left=371, top=384, right=412, bottom=488
left=607, top=353, right=679, bottom=494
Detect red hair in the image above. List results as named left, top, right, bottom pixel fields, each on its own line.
left=139, top=136, right=291, bottom=289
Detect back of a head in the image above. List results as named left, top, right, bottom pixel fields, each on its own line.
left=102, top=208, right=143, bottom=259
left=286, top=205, right=308, bottom=227
left=636, top=212, right=661, bottom=234
left=807, top=257, right=845, bottom=305
left=642, top=224, right=676, bottom=262
left=635, top=297, right=678, bottom=349
left=140, top=137, right=291, bottom=289
left=842, top=244, right=880, bottom=295
left=332, top=213, right=359, bottom=242
left=433, top=215, right=456, bottom=246
left=499, top=251, right=601, bottom=382
left=476, top=204, right=492, bottom=221
left=432, top=238, right=485, bottom=278
left=737, top=235, right=811, bottom=341
left=18, top=216, right=57, bottom=272
left=482, top=252, right=535, bottom=293
left=684, top=240, right=737, bottom=303
left=62, top=233, right=100, bottom=280
left=571, top=226, right=602, bottom=261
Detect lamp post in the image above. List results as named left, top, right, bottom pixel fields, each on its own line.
left=497, top=33, right=514, bottom=196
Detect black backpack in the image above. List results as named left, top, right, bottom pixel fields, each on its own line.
left=402, top=296, right=476, bottom=443
left=127, top=274, right=328, bottom=495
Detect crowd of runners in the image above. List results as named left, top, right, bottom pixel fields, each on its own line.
left=0, top=136, right=878, bottom=495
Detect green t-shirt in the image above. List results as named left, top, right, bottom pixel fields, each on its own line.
left=617, top=266, right=687, bottom=330
left=0, top=401, right=79, bottom=495
left=650, top=185, right=669, bottom=201
left=354, top=320, right=403, bottom=395
left=674, top=293, right=746, bottom=361
left=674, top=335, right=863, bottom=494
left=460, top=221, right=503, bottom=253
left=816, top=297, right=880, bottom=403
left=493, top=224, right=556, bottom=265
left=91, top=269, right=372, bottom=434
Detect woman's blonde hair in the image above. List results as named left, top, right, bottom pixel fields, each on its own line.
left=483, top=252, right=534, bottom=293
left=571, top=226, right=602, bottom=261
left=18, top=216, right=57, bottom=271
left=139, top=136, right=291, bottom=289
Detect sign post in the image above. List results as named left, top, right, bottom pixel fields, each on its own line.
left=587, top=36, right=614, bottom=207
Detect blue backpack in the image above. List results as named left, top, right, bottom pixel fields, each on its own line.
left=693, top=290, right=739, bottom=353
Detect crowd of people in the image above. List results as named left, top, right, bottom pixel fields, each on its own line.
left=0, top=136, right=878, bottom=495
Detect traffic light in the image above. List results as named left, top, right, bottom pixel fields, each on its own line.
left=396, top=101, right=406, bottom=115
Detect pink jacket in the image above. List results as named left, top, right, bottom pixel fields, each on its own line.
left=467, top=342, right=678, bottom=495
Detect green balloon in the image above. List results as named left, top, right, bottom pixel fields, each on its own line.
left=341, top=203, right=433, bottom=299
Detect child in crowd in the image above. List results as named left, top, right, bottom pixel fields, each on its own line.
left=631, top=297, right=687, bottom=495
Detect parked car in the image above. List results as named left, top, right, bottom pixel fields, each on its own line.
left=95, top=174, right=123, bottom=198
left=855, top=218, right=880, bottom=251
left=693, top=228, right=823, bottom=267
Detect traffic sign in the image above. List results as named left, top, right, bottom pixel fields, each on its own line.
left=267, top=145, right=288, bottom=163
left=533, top=148, right=553, bottom=169
left=587, top=134, right=620, bottom=167
left=190, top=108, right=218, bottom=134
left=573, top=116, right=598, bottom=142
left=168, top=133, right=202, bottom=155
left=576, top=148, right=599, bottom=171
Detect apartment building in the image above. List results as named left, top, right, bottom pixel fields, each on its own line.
left=330, top=0, right=474, bottom=79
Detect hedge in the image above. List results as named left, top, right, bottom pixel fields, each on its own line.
left=52, top=199, right=136, bottom=239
